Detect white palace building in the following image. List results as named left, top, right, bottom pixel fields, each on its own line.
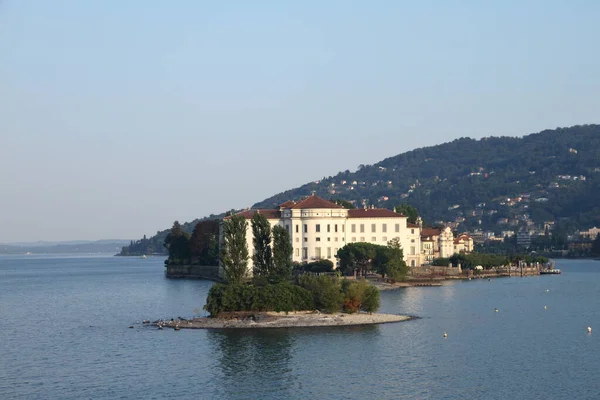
left=224, top=195, right=473, bottom=270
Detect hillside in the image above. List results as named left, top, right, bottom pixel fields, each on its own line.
left=120, top=124, right=600, bottom=255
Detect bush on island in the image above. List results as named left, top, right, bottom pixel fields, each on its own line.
left=341, top=279, right=381, bottom=314
left=204, top=282, right=314, bottom=316
left=296, top=274, right=345, bottom=314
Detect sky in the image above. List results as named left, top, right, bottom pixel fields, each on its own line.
left=1, top=0, right=599, bottom=242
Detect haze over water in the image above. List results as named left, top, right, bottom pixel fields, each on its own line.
left=1, top=255, right=599, bottom=399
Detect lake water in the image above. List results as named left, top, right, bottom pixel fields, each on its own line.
left=1, top=255, right=599, bottom=399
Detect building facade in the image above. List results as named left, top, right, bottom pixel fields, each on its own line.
left=223, top=195, right=472, bottom=271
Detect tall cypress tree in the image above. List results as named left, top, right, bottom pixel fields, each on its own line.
left=272, top=225, right=293, bottom=282
left=220, top=215, right=249, bottom=284
left=251, top=212, right=273, bottom=280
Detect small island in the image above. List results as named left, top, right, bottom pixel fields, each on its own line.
left=152, top=211, right=412, bottom=329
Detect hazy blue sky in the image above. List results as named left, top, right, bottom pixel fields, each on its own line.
left=1, top=1, right=599, bottom=242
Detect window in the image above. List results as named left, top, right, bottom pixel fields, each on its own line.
left=360, top=237, right=365, bottom=242
left=316, top=224, right=321, bottom=233
left=411, top=260, right=415, bottom=267
left=382, top=224, right=387, bottom=233
left=316, top=237, right=321, bottom=242
left=360, top=224, right=365, bottom=233
left=296, top=225, right=299, bottom=233
left=371, top=237, right=376, bottom=242
left=334, top=237, right=338, bottom=242
left=286, top=225, right=290, bottom=233
left=382, top=236, right=387, bottom=242
left=410, top=246, right=416, bottom=255
left=395, top=224, right=400, bottom=232
left=327, top=237, right=331, bottom=241
left=302, top=247, right=308, bottom=259
left=327, top=247, right=332, bottom=258
left=295, top=248, right=299, bottom=257
left=315, top=247, right=321, bottom=258
left=295, top=237, right=299, bottom=242
left=371, top=224, right=376, bottom=233
left=342, top=225, right=345, bottom=232
left=411, top=229, right=415, bottom=234
left=304, top=237, right=307, bottom=242
left=352, top=237, right=356, bottom=242
left=304, top=224, right=308, bottom=233
left=327, top=224, right=330, bottom=233
left=351, top=224, right=356, bottom=233
left=335, top=224, right=338, bottom=233
left=411, top=239, right=415, bottom=243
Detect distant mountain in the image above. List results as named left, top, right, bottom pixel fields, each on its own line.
left=120, top=124, right=600, bottom=255
left=0, top=240, right=131, bottom=255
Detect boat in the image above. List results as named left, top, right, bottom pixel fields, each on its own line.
left=540, top=269, right=561, bottom=275
left=140, top=255, right=147, bottom=259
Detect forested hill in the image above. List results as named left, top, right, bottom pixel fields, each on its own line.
left=253, top=124, right=600, bottom=232
left=119, top=124, right=600, bottom=255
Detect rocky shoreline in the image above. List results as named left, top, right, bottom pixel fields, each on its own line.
left=146, top=311, right=412, bottom=330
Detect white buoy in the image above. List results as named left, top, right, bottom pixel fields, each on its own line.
left=443, top=332, right=448, bottom=338
left=545, top=289, right=550, bottom=292
left=588, top=327, right=592, bottom=333
left=494, top=308, right=499, bottom=313
left=544, top=306, right=547, bottom=310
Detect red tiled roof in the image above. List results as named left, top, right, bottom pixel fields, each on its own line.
left=347, top=208, right=403, bottom=218
left=279, top=200, right=296, bottom=208
left=407, top=223, right=420, bottom=228
left=224, top=209, right=281, bottom=220
left=290, top=195, right=342, bottom=209
left=421, top=228, right=441, bottom=237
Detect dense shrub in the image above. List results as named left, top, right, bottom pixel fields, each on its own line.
left=304, top=259, right=335, bottom=273
left=341, top=279, right=381, bottom=314
left=361, top=286, right=380, bottom=313
left=297, top=275, right=344, bottom=313
left=203, top=283, right=314, bottom=316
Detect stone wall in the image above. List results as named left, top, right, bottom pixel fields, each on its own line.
left=165, top=265, right=221, bottom=281
left=409, top=265, right=463, bottom=276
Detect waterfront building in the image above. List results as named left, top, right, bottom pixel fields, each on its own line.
left=222, top=195, right=472, bottom=271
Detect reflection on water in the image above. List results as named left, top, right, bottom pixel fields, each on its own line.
left=211, top=329, right=295, bottom=398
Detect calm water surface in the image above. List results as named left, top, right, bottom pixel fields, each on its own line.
left=1, top=255, right=599, bottom=399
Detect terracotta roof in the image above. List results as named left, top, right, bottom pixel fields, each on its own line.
left=347, top=209, right=403, bottom=218
left=421, top=228, right=441, bottom=237
left=224, top=209, right=281, bottom=220
left=407, top=223, right=420, bottom=228
left=279, top=200, right=296, bottom=208
left=290, top=195, right=343, bottom=209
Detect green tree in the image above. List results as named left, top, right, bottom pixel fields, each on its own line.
left=337, top=242, right=377, bottom=277
left=251, top=212, right=273, bottom=281
left=297, top=274, right=344, bottom=313
left=164, top=221, right=191, bottom=263
left=361, top=285, right=380, bottom=313
left=220, top=215, right=250, bottom=284
left=272, top=225, right=293, bottom=282
left=373, top=238, right=408, bottom=282
left=189, top=219, right=220, bottom=265
left=394, top=204, right=419, bottom=224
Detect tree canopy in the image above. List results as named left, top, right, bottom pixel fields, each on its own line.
left=271, top=225, right=293, bottom=282
left=251, top=212, right=273, bottom=281
left=220, top=215, right=250, bottom=284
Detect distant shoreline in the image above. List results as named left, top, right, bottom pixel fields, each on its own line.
left=146, top=311, right=412, bottom=330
